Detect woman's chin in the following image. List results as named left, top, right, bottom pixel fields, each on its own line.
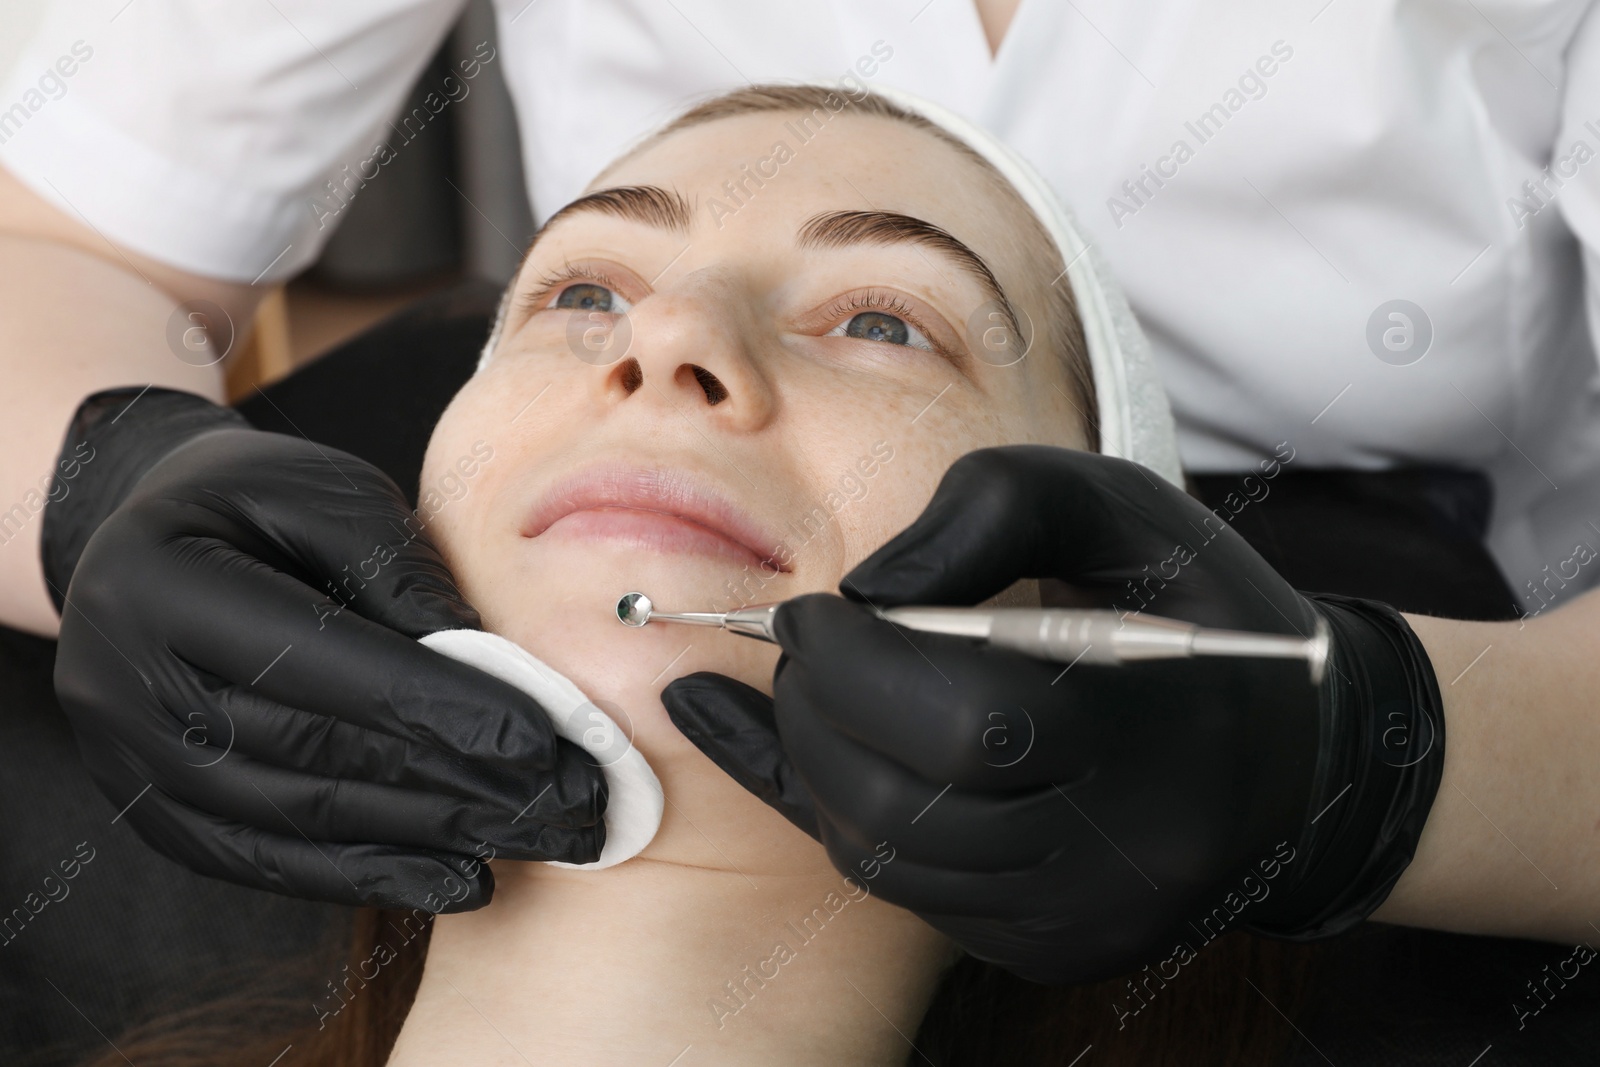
left=488, top=706, right=829, bottom=882
left=468, top=537, right=787, bottom=709
left=455, top=537, right=837, bottom=877
left=515, top=526, right=799, bottom=616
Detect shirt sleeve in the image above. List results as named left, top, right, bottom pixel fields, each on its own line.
left=0, top=0, right=467, bottom=283
left=1558, top=0, right=1600, bottom=369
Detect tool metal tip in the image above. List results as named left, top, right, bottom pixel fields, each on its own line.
left=617, top=591, right=653, bottom=627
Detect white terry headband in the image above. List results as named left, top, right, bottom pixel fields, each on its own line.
left=476, top=85, right=1185, bottom=487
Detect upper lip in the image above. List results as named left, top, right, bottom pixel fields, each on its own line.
left=520, top=461, right=789, bottom=570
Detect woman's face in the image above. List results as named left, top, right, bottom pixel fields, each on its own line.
left=420, top=107, right=1085, bottom=873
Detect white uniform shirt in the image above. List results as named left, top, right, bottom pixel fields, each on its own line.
left=4, top=0, right=1600, bottom=610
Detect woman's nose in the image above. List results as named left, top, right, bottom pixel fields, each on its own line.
left=592, top=274, right=776, bottom=428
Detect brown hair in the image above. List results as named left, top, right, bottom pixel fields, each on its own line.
left=77, top=909, right=428, bottom=1067
left=610, top=83, right=1100, bottom=452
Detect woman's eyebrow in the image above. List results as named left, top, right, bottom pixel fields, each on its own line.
left=514, top=185, right=693, bottom=277
left=797, top=210, right=1023, bottom=344
left=543, top=184, right=693, bottom=234
left=511, top=194, right=1024, bottom=350
left=505, top=185, right=693, bottom=318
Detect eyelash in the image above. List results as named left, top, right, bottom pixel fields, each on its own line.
left=516, top=268, right=943, bottom=354
left=820, top=289, right=938, bottom=351
left=515, top=263, right=630, bottom=316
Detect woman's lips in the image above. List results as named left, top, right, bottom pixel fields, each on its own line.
left=521, top=464, right=787, bottom=571
left=540, top=508, right=766, bottom=567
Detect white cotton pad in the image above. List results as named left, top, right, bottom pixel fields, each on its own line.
left=418, top=628, right=663, bottom=870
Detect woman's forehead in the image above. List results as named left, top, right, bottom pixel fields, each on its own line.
left=588, top=111, right=1047, bottom=299
left=617, top=116, right=988, bottom=214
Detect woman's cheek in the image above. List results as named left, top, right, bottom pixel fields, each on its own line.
left=418, top=382, right=486, bottom=496
left=831, top=391, right=1014, bottom=567
left=418, top=407, right=498, bottom=593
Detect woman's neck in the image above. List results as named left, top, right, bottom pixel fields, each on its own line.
left=386, top=612, right=953, bottom=1064
left=390, top=853, right=952, bottom=1066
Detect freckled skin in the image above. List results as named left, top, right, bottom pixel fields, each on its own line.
left=419, top=112, right=1083, bottom=875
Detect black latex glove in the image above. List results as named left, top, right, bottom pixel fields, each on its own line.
left=42, top=387, right=605, bottom=912
left=663, top=446, right=1444, bottom=984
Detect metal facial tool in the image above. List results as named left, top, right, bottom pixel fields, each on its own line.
left=615, top=591, right=1330, bottom=684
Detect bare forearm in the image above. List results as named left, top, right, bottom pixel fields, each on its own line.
left=0, top=236, right=227, bottom=636
left=1373, top=600, right=1600, bottom=943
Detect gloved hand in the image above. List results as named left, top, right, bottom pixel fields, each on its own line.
left=663, top=446, right=1445, bottom=984
left=43, top=387, right=605, bottom=912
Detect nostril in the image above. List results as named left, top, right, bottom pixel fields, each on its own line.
left=689, top=364, right=729, bottom=406
left=618, top=358, right=643, bottom=394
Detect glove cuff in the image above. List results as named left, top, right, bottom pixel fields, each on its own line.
left=1245, top=593, right=1446, bottom=940
left=40, top=387, right=249, bottom=614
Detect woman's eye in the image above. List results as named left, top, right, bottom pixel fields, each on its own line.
left=552, top=282, right=631, bottom=314
left=829, top=311, right=933, bottom=350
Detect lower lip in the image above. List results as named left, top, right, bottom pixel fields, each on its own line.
left=537, top=507, right=770, bottom=568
